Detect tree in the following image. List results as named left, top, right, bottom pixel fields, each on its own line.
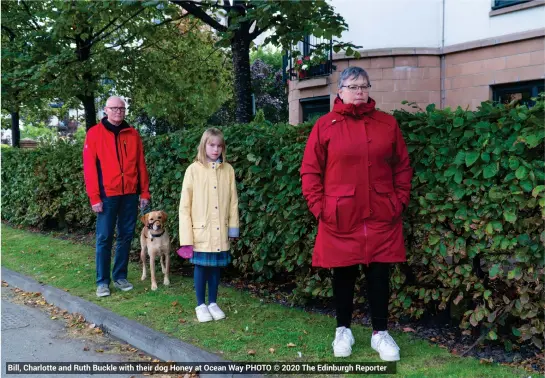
left=1, top=1, right=51, bottom=147
left=2, top=1, right=185, bottom=130
left=251, top=58, right=287, bottom=124
left=129, top=17, right=232, bottom=132
left=251, top=45, right=282, bottom=71
left=170, top=0, right=358, bottom=123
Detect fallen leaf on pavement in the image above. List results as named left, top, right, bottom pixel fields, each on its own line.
left=83, top=347, right=90, bottom=351
left=95, top=349, right=104, bottom=353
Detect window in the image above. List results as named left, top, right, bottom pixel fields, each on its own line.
left=492, top=80, right=544, bottom=108
left=492, top=0, right=530, bottom=10
left=300, top=96, right=330, bottom=122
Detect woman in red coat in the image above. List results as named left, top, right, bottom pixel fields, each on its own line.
left=300, top=67, right=412, bottom=361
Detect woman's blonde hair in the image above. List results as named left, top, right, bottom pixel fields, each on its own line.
left=195, top=127, right=227, bottom=164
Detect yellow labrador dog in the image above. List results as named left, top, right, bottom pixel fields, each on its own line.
left=140, top=211, right=170, bottom=291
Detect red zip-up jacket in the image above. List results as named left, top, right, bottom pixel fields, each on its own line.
left=83, top=120, right=150, bottom=206
left=301, top=97, right=412, bottom=268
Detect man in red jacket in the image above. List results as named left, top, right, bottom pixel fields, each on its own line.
left=83, top=96, right=151, bottom=297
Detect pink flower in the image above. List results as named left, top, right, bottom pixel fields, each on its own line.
left=304, top=56, right=310, bottom=60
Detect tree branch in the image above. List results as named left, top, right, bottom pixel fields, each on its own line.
left=248, top=23, right=268, bottom=41
left=1, top=26, right=16, bottom=41
left=21, top=1, right=41, bottom=30
left=153, top=12, right=191, bottom=28
left=92, top=7, right=146, bottom=46
left=90, top=16, right=120, bottom=41
left=170, top=1, right=227, bottom=32
left=175, top=0, right=232, bottom=12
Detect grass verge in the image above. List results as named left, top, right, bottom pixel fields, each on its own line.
left=1, top=225, right=532, bottom=377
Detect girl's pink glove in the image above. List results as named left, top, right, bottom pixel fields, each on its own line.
left=176, top=245, right=193, bottom=259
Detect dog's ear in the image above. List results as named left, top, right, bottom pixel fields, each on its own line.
left=141, top=213, right=148, bottom=225
left=160, top=211, right=168, bottom=222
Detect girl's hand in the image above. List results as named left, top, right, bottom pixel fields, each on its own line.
left=176, top=245, right=193, bottom=258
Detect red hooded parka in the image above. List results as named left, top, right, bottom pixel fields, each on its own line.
left=300, top=97, right=413, bottom=268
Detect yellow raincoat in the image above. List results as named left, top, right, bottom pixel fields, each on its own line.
left=178, top=161, right=239, bottom=252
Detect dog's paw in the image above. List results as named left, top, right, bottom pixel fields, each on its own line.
left=164, top=278, right=170, bottom=286
left=151, top=283, right=158, bottom=291
left=141, top=274, right=146, bottom=281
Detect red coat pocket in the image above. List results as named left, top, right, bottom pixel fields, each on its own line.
left=322, top=185, right=357, bottom=232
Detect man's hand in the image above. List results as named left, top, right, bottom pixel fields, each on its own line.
left=92, top=202, right=103, bottom=213
left=140, top=198, right=150, bottom=209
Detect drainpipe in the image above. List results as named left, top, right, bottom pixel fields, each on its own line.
left=440, top=0, right=446, bottom=108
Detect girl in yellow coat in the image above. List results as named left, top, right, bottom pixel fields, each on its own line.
left=178, top=128, right=239, bottom=322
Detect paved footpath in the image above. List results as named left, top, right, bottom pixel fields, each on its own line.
left=1, top=268, right=260, bottom=378
left=2, top=285, right=148, bottom=378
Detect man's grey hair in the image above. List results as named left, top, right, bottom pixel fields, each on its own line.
left=105, top=96, right=126, bottom=106
left=338, top=67, right=370, bottom=89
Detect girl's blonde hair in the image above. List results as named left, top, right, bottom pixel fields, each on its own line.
left=195, top=127, right=227, bottom=164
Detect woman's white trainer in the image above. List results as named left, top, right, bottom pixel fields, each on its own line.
left=332, top=326, right=355, bottom=357
left=371, top=331, right=400, bottom=361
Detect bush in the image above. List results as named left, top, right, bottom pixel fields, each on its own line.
left=393, top=97, right=544, bottom=350
left=2, top=96, right=543, bottom=349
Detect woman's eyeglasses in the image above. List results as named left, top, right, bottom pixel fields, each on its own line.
left=342, top=85, right=372, bottom=93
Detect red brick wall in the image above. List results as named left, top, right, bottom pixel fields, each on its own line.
left=444, top=37, right=545, bottom=109
left=287, top=37, right=545, bottom=124
left=344, top=55, right=440, bottom=113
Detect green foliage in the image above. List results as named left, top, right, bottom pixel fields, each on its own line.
left=21, top=124, right=57, bottom=142
left=173, top=0, right=360, bottom=123
left=1, top=0, right=184, bottom=128
left=1, top=142, right=95, bottom=231
left=3, top=96, right=543, bottom=349
left=392, top=95, right=544, bottom=350
left=250, top=46, right=283, bottom=71
left=129, top=18, right=233, bottom=129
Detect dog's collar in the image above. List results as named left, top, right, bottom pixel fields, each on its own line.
left=148, top=230, right=165, bottom=238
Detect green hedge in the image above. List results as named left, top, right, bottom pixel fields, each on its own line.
left=2, top=96, right=543, bottom=349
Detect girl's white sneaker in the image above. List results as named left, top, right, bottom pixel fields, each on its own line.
left=195, top=304, right=213, bottom=322
left=207, top=303, right=226, bottom=320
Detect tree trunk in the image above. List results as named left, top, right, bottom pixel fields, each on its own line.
left=80, top=93, right=97, bottom=131
left=231, top=35, right=253, bottom=124
left=11, top=111, right=20, bottom=148
left=75, top=27, right=97, bottom=131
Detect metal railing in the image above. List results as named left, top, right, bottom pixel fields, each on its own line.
left=283, top=36, right=333, bottom=82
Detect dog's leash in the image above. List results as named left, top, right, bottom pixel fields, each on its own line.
left=140, top=201, right=152, bottom=217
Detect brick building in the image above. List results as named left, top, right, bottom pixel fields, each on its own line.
left=287, top=0, right=545, bottom=124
